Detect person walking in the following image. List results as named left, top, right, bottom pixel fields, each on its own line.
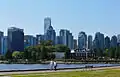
left=50, top=60, right=54, bottom=70
left=53, top=61, right=57, bottom=71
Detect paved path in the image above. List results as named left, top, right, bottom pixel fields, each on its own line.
left=0, top=66, right=120, bottom=75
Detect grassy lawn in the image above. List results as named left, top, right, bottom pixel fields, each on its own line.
left=2, top=69, right=120, bottom=77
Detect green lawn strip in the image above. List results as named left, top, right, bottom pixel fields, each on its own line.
left=2, top=69, right=120, bottom=77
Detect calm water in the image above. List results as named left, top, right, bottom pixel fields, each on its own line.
left=0, top=64, right=119, bottom=71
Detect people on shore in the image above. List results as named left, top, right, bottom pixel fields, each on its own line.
left=53, top=61, right=57, bottom=71
left=49, top=60, right=57, bottom=71
left=50, top=60, right=54, bottom=70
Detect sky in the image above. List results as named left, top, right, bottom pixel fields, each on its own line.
left=0, top=0, right=120, bottom=39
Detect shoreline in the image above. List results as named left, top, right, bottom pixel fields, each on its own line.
left=0, top=66, right=120, bottom=75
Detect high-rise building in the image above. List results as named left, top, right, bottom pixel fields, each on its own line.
left=104, top=36, right=110, bottom=49
left=73, top=39, right=77, bottom=49
left=60, top=29, right=69, bottom=46
left=24, top=35, right=36, bottom=48
left=68, top=33, right=74, bottom=50
left=110, top=35, right=117, bottom=47
left=8, top=27, right=24, bottom=52
left=117, top=34, right=120, bottom=46
left=56, top=36, right=63, bottom=45
left=88, top=35, right=92, bottom=49
left=117, top=34, right=120, bottom=43
left=1, top=36, right=7, bottom=55
left=60, top=29, right=73, bottom=49
left=78, top=31, right=87, bottom=50
left=36, top=34, right=44, bottom=44
left=0, top=31, right=3, bottom=54
left=44, top=17, right=56, bottom=45
left=44, top=17, right=51, bottom=35
left=94, top=32, right=104, bottom=50
left=46, top=26, right=56, bottom=45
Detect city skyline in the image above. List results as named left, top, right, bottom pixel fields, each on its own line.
left=0, top=17, right=120, bottom=39
left=0, top=0, right=120, bottom=39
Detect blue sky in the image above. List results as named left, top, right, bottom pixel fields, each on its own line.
left=0, top=0, right=120, bottom=39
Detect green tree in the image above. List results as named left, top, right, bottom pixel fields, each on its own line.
left=12, top=51, right=21, bottom=59
left=20, top=52, right=25, bottom=59
left=0, top=55, right=5, bottom=60
left=35, top=45, right=41, bottom=60
left=55, top=45, right=69, bottom=52
left=48, top=53, right=55, bottom=60
left=46, top=46, right=56, bottom=52
left=24, top=47, right=30, bottom=60
left=54, top=45, right=71, bottom=59
left=103, top=49, right=109, bottom=57
left=115, top=47, right=120, bottom=59
left=40, top=40, right=52, bottom=46
left=109, top=47, right=116, bottom=58
left=5, top=50, right=12, bottom=60
left=40, top=46, right=48, bottom=60
left=31, top=50, right=37, bottom=61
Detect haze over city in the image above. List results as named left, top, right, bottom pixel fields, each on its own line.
left=0, top=0, right=120, bottom=38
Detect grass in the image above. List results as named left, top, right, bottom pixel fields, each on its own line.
left=3, top=69, right=120, bottom=77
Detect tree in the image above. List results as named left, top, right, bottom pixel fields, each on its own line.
left=54, top=45, right=71, bottom=59
left=31, top=50, right=37, bottom=61
left=103, top=49, right=109, bottom=57
left=12, top=51, right=21, bottom=59
left=48, top=53, right=55, bottom=60
left=46, top=46, right=56, bottom=52
left=55, top=45, right=69, bottom=52
left=109, top=47, right=116, bottom=58
left=40, top=46, right=48, bottom=60
left=24, top=46, right=35, bottom=60
left=19, top=52, right=25, bottom=59
left=5, top=50, right=12, bottom=60
left=0, top=55, right=5, bottom=60
left=35, top=45, right=41, bottom=60
left=40, top=40, right=52, bottom=46
left=115, top=47, right=120, bottom=59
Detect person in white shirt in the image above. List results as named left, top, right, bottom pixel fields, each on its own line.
left=50, top=60, right=53, bottom=70
left=53, top=61, right=57, bottom=71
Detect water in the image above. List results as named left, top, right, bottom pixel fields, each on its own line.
left=0, top=64, right=119, bottom=71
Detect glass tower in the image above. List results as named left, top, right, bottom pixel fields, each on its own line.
left=8, top=27, right=24, bottom=52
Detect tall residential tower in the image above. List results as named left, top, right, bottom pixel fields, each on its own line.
left=8, top=27, right=24, bottom=52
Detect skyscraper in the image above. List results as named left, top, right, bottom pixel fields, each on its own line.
left=44, top=17, right=51, bottom=34
left=60, top=29, right=69, bottom=46
left=24, top=35, right=36, bottom=48
left=0, top=31, right=3, bottom=54
left=78, top=31, right=87, bottom=50
left=60, top=29, right=73, bottom=49
left=68, top=33, right=74, bottom=50
left=73, top=39, right=77, bottom=49
left=8, top=27, right=24, bottom=52
left=117, top=34, right=120, bottom=46
left=104, top=36, right=110, bottom=49
left=1, top=36, right=7, bottom=55
left=88, top=35, right=92, bottom=49
left=44, top=17, right=56, bottom=45
left=56, top=36, right=63, bottom=45
left=46, top=26, right=56, bottom=45
left=94, top=32, right=104, bottom=50
left=36, top=34, right=44, bottom=44
left=110, top=35, right=117, bottom=47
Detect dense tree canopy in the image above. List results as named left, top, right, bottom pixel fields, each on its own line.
left=3, top=40, right=120, bottom=62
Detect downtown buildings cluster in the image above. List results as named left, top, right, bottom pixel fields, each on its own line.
left=0, top=17, right=120, bottom=55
